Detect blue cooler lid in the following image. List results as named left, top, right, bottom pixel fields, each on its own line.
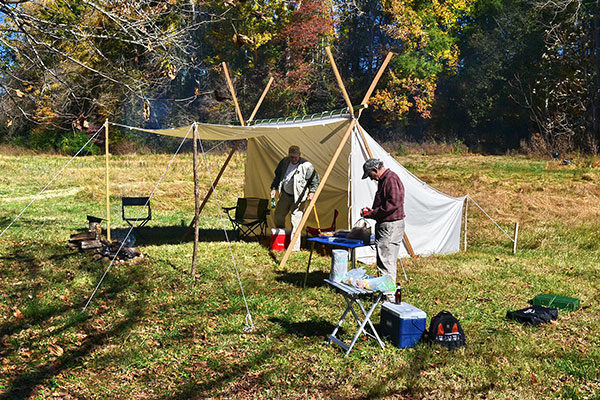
left=382, top=302, right=426, bottom=319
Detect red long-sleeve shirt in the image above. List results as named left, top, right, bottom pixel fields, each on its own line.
left=369, top=168, right=405, bottom=222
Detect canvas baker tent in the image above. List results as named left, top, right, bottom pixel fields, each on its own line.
left=141, top=111, right=466, bottom=262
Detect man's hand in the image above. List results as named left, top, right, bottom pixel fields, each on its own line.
left=308, top=192, right=314, bottom=201
left=360, top=207, right=372, bottom=217
left=270, top=189, right=277, bottom=199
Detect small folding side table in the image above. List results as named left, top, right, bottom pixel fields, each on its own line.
left=305, top=236, right=374, bottom=288
left=324, top=279, right=385, bottom=357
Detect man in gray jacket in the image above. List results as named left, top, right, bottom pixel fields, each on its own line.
left=270, top=145, right=320, bottom=251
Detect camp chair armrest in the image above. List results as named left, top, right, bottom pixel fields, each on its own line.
left=222, top=206, right=236, bottom=212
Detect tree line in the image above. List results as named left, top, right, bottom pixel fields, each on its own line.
left=0, top=0, right=598, bottom=155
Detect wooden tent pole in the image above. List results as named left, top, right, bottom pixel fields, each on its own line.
left=361, top=52, right=394, bottom=107
left=183, top=71, right=274, bottom=240
left=249, top=76, right=274, bottom=122
left=356, top=52, right=394, bottom=146
left=222, top=62, right=245, bottom=127
left=355, top=53, right=416, bottom=257
left=105, top=119, right=111, bottom=242
left=279, top=119, right=357, bottom=270
left=183, top=140, right=242, bottom=240
left=325, top=47, right=354, bottom=116
left=191, top=123, right=199, bottom=279
left=513, top=222, right=519, bottom=254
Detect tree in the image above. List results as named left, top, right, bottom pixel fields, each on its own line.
left=521, top=0, right=599, bottom=153
left=370, top=0, right=475, bottom=129
left=431, top=0, right=545, bottom=151
left=0, top=0, right=222, bottom=140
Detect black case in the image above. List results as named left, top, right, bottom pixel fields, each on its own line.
left=506, top=305, right=558, bottom=326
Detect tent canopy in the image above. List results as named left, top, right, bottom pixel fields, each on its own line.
left=143, top=114, right=465, bottom=259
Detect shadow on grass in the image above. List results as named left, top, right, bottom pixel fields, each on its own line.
left=162, top=348, right=274, bottom=400
left=0, top=241, right=149, bottom=400
left=268, top=317, right=338, bottom=338
left=365, top=346, right=433, bottom=399
left=0, top=301, right=144, bottom=400
left=110, top=226, right=271, bottom=247
left=274, top=270, right=328, bottom=288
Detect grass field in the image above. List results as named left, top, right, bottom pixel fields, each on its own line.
left=0, top=149, right=599, bottom=399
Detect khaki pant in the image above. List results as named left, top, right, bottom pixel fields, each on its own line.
left=274, top=191, right=305, bottom=251
left=375, top=219, right=405, bottom=301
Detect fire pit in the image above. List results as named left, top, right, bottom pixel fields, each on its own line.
left=67, top=217, right=144, bottom=263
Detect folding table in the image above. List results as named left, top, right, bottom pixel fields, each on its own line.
left=324, top=279, right=385, bottom=357
left=304, top=236, right=374, bottom=288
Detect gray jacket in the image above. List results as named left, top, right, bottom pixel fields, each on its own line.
left=270, top=157, right=320, bottom=203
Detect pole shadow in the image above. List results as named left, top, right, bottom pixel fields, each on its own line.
left=274, top=270, right=329, bottom=288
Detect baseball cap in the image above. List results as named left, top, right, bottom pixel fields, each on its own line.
left=362, top=158, right=383, bottom=179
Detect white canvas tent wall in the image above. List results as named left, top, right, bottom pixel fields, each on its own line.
left=142, top=113, right=466, bottom=261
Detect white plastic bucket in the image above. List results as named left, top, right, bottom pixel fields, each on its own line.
left=330, top=249, right=348, bottom=282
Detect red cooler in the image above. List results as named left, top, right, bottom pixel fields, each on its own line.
left=270, top=228, right=290, bottom=251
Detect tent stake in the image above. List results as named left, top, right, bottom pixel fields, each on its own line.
left=279, top=119, right=357, bottom=270
left=105, top=119, right=111, bottom=242
left=192, top=123, right=199, bottom=279
left=513, top=222, right=519, bottom=254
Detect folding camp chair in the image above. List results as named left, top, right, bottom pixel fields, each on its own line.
left=306, top=209, right=339, bottom=237
left=223, top=197, right=270, bottom=240
left=122, top=196, right=152, bottom=228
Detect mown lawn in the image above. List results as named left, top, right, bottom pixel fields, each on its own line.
left=0, top=149, right=599, bottom=399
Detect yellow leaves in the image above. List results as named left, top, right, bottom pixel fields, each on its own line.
left=252, top=32, right=274, bottom=48
left=371, top=89, right=411, bottom=117
left=15, top=89, right=25, bottom=98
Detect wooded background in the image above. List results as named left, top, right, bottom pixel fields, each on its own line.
left=1, top=0, right=599, bottom=155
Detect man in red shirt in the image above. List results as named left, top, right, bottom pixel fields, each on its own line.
left=360, top=158, right=405, bottom=302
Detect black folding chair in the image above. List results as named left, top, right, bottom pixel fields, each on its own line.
left=223, top=198, right=270, bottom=240
left=122, top=196, right=152, bottom=228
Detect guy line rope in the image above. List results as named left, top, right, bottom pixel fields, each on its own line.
left=196, top=123, right=255, bottom=332
left=83, top=124, right=193, bottom=312
left=466, top=195, right=516, bottom=243
left=0, top=123, right=105, bottom=240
